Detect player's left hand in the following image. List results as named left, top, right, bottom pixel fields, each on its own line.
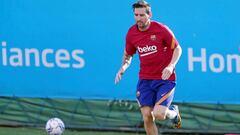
left=162, top=65, right=174, bottom=80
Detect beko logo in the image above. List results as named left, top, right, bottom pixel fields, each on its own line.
left=137, top=45, right=157, bottom=57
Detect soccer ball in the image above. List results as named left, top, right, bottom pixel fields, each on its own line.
left=45, top=118, right=65, bottom=135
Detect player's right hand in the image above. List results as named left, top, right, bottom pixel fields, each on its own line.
left=115, top=68, right=124, bottom=84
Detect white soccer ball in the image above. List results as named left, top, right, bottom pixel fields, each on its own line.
left=45, top=118, right=65, bottom=135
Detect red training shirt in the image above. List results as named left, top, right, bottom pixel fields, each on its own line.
left=125, top=21, right=179, bottom=80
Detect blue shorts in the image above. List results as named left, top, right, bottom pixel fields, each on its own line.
left=136, top=79, right=176, bottom=107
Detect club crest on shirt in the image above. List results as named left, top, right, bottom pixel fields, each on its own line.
left=150, top=35, right=156, bottom=41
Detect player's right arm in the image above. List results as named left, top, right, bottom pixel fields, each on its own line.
left=115, top=49, right=133, bottom=84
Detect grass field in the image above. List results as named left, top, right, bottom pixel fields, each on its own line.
left=0, top=127, right=231, bottom=135
left=0, top=127, right=144, bottom=135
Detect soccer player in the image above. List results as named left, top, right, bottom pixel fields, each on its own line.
left=115, top=0, right=182, bottom=134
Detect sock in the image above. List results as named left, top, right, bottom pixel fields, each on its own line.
left=166, top=109, right=177, bottom=119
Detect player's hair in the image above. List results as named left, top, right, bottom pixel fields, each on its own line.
left=132, top=0, right=151, bottom=15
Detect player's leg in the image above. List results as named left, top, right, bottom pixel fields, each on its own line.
left=136, top=79, right=158, bottom=135
left=152, top=88, right=175, bottom=121
left=152, top=80, right=181, bottom=128
left=152, top=104, right=168, bottom=120
left=140, top=106, right=158, bottom=135
left=153, top=104, right=181, bottom=128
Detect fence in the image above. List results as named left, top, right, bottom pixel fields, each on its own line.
left=0, top=96, right=239, bottom=134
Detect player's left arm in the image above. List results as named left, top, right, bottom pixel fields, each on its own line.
left=161, top=25, right=183, bottom=80
left=169, top=45, right=182, bottom=69
left=162, top=44, right=182, bottom=80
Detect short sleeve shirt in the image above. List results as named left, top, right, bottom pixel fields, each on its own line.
left=125, top=21, right=179, bottom=80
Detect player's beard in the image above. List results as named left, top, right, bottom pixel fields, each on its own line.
left=137, top=20, right=150, bottom=30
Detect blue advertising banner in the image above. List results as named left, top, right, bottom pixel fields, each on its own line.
left=0, top=0, right=239, bottom=104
